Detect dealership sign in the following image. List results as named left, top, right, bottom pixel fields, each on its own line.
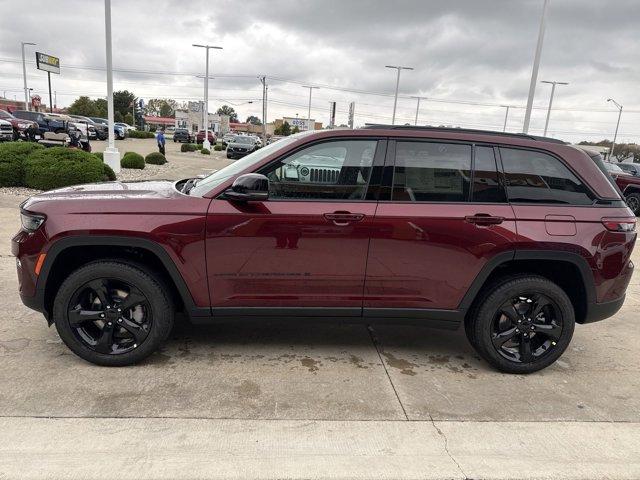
left=35, top=52, right=60, bottom=74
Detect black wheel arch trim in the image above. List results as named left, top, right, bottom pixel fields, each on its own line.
left=34, top=235, right=210, bottom=321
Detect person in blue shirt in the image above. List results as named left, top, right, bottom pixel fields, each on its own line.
left=157, top=129, right=166, bottom=155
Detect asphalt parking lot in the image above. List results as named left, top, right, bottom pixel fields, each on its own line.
left=1, top=139, right=639, bottom=479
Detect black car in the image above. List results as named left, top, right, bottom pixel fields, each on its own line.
left=89, top=117, right=126, bottom=140
left=226, top=135, right=258, bottom=159
left=12, top=110, right=67, bottom=136
left=618, top=162, right=640, bottom=177
left=173, top=128, right=192, bottom=143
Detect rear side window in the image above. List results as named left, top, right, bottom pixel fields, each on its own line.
left=472, top=146, right=505, bottom=203
left=392, top=142, right=471, bottom=202
left=500, top=148, right=595, bottom=205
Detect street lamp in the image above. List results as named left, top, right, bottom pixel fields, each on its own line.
left=411, top=96, right=426, bottom=125
left=193, top=44, right=223, bottom=150
left=302, top=85, right=319, bottom=131
left=386, top=65, right=414, bottom=125
left=21, top=41, right=36, bottom=111
left=607, top=98, right=623, bottom=161
left=102, top=0, right=120, bottom=173
left=541, top=80, right=568, bottom=136
left=523, top=0, right=550, bottom=133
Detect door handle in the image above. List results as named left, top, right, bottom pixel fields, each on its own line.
left=465, top=214, right=505, bottom=226
left=323, top=211, right=365, bottom=226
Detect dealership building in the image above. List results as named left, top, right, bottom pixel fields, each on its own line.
left=175, top=102, right=230, bottom=134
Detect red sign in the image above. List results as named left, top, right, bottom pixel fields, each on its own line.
left=31, top=95, right=41, bottom=108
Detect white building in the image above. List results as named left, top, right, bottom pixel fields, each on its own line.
left=175, top=102, right=230, bottom=134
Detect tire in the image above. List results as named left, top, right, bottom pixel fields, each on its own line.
left=465, top=275, right=575, bottom=374
left=625, top=192, right=640, bottom=216
left=53, top=260, right=174, bottom=366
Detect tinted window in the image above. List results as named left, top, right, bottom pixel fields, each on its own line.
left=261, top=140, right=377, bottom=200
left=472, top=146, right=505, bottom=202
left=392, top=142, right=471, bottom=202
left=501, top=148, right=595, bottom=205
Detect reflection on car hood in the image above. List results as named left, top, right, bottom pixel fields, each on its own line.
left=22, top=180, right=179, bottom=209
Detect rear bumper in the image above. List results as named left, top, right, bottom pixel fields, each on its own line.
left=583, top=296, right=626, bottom=323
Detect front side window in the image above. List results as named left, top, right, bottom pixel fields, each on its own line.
left=260, top=140, right=377, bottom=200
left=501, top=148, right=595, bottom=205
left=392, top=142, right=471, bottom=202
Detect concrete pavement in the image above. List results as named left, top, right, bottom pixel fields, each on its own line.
left=0, top=144, right=639, bottom=479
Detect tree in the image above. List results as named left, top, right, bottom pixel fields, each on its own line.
left=145, top=98, right=178, bottom=117
left=113, top=90, right=136, bottom=118
left=124, top=113, right=134, bottom=126
left=246, top=115, right=262, bottom=125
left=114, top=111, right=124, bottom=123
left=274, top=121, right=291, bottom=136
left=216, top=105, right=238, bottom=122
left=67, top=96, right=99, bottom=117
left=94, top=98, right=108, bottom=118
left=291, top=125, right=300, bottom=134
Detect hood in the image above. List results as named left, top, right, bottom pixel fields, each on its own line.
left=22, top=180, right=181, bottom=210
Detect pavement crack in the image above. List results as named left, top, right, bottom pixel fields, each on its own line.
left=429, top=414, right=470, bottom=480
left=366, top=325, right=409, bottom=421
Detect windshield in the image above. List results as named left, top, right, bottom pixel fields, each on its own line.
left=189, top=130, right=315, bottom=196
left=0, top=110, right=12, bottom=119
left=605, top=162, right=625, bottom=173
left=235, top=136, right=254, bottom=144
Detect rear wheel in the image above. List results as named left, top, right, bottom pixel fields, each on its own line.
left=625, top=192, right=640, bottom=215
left=53, top=261, right=174, bottom=366
left=465, top=275, right=574, bottom=374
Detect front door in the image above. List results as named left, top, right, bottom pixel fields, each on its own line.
left=364, top=141, right=518, bottom=316
left=205, top=138, right=382, bottom=316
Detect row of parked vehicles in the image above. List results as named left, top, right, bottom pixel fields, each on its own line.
left=172, top=128, right=266, bottom=159
left=0, top=109, right=132, bottom=143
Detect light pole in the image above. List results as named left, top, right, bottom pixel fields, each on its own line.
left=193, top=44, right=222, bottom=150
left=500, top=105, right=512, bottom=132
left=386, top=65, right=413, bottom=125
left=260, top=76, right=267, bottom=143
left=607, top=98, right=623, bottom=161
left=541, top=80, right=568, bottom=136
left=102, top=0, right=120, bottom=173
left=523, top=0, right=550, bottom=133
left=302, top=85, right=319, bottom=131
left=21, top=41, right=36, bottom=111
left=411, top=96, right=426, bottom=125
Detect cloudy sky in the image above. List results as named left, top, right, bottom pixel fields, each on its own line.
left=1, top=0, right=639, bottom=142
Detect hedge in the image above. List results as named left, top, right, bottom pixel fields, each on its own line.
left=121, top=152, right=145, bottom=169
left=180, top=143, right=199, bottom=152
left=128, top=130, right=156, bottom=139
left=145, top=152, right=167, bottom=165
left=103, top=163, right=116, bottom=181
left=24, top=147, right=110, bottom=190
left=201, top=148, right=210, bottom=155
left=93, top=152, right=104, bottom=161
left=213, top=145, right=223, bottom=151
left=0, top=142, right=45, bottom=187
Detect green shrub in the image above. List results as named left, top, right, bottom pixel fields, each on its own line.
left=213, top=145, right=223, bottom=151
left=128, top=130, right=155, bottom=139
left=121, top=152, right=145, bottom=169
left=149, top=126, right=157, bottom=133
left=93, top=151, right=104, bottom=161
left=24, top=147, right=106, bottom=190
left=145, top=152, right=166, bottom=165
left=0, top=142, right=45, bottom=187
left=200, top=148, right=210, bottom=155
left=103, top=163, right=116, bottom=181
left=180, top=143, right=199, bottom=153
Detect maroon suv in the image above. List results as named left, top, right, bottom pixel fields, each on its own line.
left=12, top=127, right=636, bottom=373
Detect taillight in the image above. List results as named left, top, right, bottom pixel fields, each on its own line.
left=601, top=217, right=636, bottom=232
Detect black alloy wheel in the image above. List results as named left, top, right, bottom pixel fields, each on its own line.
left=625, top=193, right=640, bottom=215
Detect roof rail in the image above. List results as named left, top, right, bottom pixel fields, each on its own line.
left=361, top=124, right=567, bottom=144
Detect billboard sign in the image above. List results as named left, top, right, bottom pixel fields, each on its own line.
left=35, top=52, right=60, bottom=75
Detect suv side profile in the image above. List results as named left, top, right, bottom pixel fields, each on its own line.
left=12, top=127, right=636, bottom=373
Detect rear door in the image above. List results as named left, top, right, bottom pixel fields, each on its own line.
left=364, top=140, right=518, bottom=317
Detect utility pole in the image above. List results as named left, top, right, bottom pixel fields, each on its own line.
left=302, top=85, right=319, bottom=131
left=103, top=0, right=120, bottom=173
left=193, top=43, right=223, bottom=150
left=541, top=80, right=568, bottom=136
left=260, top=76, right=267, bottom=142
left=385, top=65, right=414, bottom=125
left=411, top=96, right=426, bottom=125
left=21, top=41, right=36, bottom=111
left=607, top=98, right=623, bottom=161
left=523, top=0, right=550, bottom=133
left=501, top=105, right=511, bottom=132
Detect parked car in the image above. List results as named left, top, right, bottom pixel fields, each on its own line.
left=580, top=149, right=640, bottom=216
left=68, top=115, right=101, bottom=140
left=0, top=119, right=13, bottom=141
left=89, top=117, right=126, bottom=140
left=173, top=128, right=192, bottom=143
left=618, top=162, right=640, bottom=177
left=116, top=122, right=136, bottom=132
left=226, top=135, right=258, bottom=159
left=0, top=109, right=39, bottom=140
left=12, top=110, right=67, bottom=136
left=13, top=126, right=636, bottom=373
left=196, top=130, right=215, bottom=144
left=222, top=133, right=237, bottom=147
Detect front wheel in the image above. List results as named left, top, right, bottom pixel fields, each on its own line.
left=625, top=192, right=640, bottom=215
left=465, top=275, right=575, bottom=374
left=53, top=261, right=174, bottom=366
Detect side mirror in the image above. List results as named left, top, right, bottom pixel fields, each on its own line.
left=224, top=173, right=269, bottom=202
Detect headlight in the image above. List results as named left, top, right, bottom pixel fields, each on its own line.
left=18, top=123, right=29, bottom=129
left=20, top=211, right=46, bottom=232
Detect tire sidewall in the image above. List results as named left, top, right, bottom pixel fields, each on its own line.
left=53, top=261, right=173, bottom=366
left=471, top=276, right=575, bottom=374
